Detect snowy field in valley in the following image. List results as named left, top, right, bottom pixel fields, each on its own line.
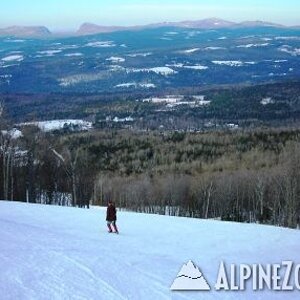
left=0, top=201, right=300, bottom=300
left=18, top=119, right=93, bottom=132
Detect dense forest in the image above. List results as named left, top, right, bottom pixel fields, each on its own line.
left=1, top=95, right=300, bottom=229
left=2, top=80, right=300, bottom=129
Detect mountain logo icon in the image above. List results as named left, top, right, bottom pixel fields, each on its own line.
left=170, top=260, right=211, bottom=291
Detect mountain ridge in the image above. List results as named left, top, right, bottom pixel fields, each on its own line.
left=0, top=18, right=298, bottom=38
left=76, top=18, right=292, bottom=36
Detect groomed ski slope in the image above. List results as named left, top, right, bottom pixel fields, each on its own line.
left=0, top=201, right=300, bottom=300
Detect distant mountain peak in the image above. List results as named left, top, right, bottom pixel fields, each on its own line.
left=0, top=26, right=51, bottom=37
left=77, top=23, right=126, bottom=35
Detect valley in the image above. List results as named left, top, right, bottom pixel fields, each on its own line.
left=0, top=26, right=299, bottom=94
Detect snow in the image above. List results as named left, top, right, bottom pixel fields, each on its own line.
left=275, top=36, right=300, bottom=41
left=197, top=100, right=211, bottom=106
left=1, top=128, right=23, bottom=139
left=59, top=45, right=80, bottom=50
left=0, top=64, right=19, bottom=69
left=165, top=31, right=179, bottom=35
left=165, top=63, right=208, bottom=70
left=36, top=50, right=62, bottom=57
left=1, top=55, right=24, bottom=62
left=126, top=52, right=152, bottom=57
left=261, top=97, right=274, bottom=105
left=8, top=51, right=23, bottom=55
left=0, top=74, right=12, bottom=84
left=186, top=31, right=201, bottom=38
left=109, top=65, right=126, bottom=72
left=106, top=56, right=125, bottom=63
left=237, top=43, right=269, bottom=48
left=204, top=47, right=225, bottom=50
left=142, top=95, right=210, bottom=108
left=64, top=53, right=83, bottom=57
left=183, top=65, right=208, bottom=70
left=278, top=46, right=300, bottom=56
left=193, top=95, right=205, bottom=101
left=268, top=72, right=287, bottom=77
left=114, top=82, right=155, bottom=89
left=147, top=67, right=177, bottom=75
left=226, top=123, right=239, bottom=129
left=139, top=83, right=156, bottom=88
left=166, top=100, right=210, bottom=108
left=115, top=82, right=137, bottom=88
left=166, top=63, right=184, bottom=68
left=19, top=120, right=93, bottom=132
left=4, top=39, right=26, bottom=43
left=0, top=201, right=300, bottom=300
left=179, top=48, right=200, bottom=54
left=128, top=67, right=177, bottom=76
left=142, top=96, right=183, bottom=104
left=113, top=116, right=134, bottom=122
left=0, top=74, right=12, bottom=78
left=85, top=41, right=116, bottom=48
left=212, top=60, right=244, bottom=67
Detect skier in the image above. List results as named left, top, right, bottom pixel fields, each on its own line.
left=106, top=200, right=119, bottom=234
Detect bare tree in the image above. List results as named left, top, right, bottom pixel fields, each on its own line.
left=204, top=181, right=214, bottom=219
left=51, top=147, right=79, bottom=207
left=0, top=101, right=15, bottom=200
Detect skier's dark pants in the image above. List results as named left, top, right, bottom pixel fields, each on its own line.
left=107, top=221, right=118, bottom=233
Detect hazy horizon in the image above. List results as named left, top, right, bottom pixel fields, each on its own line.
left=1, top=0, right=299, bottom=31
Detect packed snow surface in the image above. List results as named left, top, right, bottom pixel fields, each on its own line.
left=0, top=201, right=300, bottom=300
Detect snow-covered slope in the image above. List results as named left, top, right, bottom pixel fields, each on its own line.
left=0, top=201, right=299, bottom=300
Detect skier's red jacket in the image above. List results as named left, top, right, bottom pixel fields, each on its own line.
left=106, top=205, right=117, bottom=221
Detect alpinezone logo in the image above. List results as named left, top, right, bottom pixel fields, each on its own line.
left=171, top=260, right=300, bottom=292
left=170, top=260, right=210, bottom=291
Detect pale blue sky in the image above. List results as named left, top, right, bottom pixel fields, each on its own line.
left=1, top=0, right=299, bottom=31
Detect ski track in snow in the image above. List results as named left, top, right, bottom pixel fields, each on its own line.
left=0, top=201, right=300, bottom=300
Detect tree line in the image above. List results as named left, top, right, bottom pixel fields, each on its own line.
left=1, top=104, right=300, bottom=228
